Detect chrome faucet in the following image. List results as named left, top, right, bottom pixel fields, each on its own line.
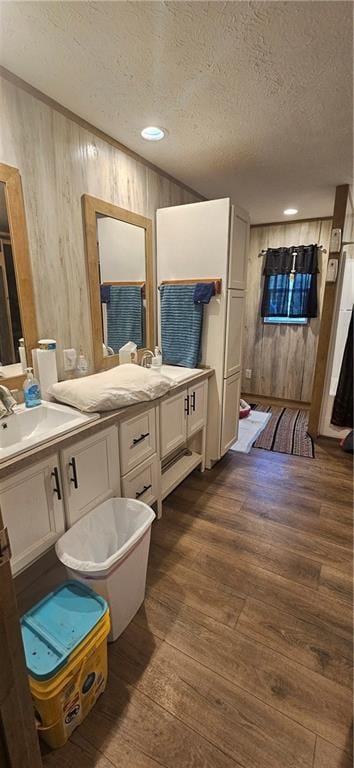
left=140, top=350, right=154, bottom=368
left=0, top=385, right=17, bottom=417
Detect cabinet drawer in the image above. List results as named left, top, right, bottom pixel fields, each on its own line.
left=121, top=455, right=159, bottom=506
left=119, top=407, right=156, bottom=474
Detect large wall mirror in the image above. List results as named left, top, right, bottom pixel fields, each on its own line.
left=83, top=195, right=154, bottom=371
left=0, top=163, right=38, bottom=388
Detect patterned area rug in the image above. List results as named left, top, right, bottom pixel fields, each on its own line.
left=251, top=404, right=314, bottom=458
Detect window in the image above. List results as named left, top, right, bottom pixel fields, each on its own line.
left=261, top=246, right=318, bottom=324
left=263, top=273, right=309, bottom=325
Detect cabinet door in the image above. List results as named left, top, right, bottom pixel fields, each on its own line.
left=224, top=290, right=244, bottom=378
left=228, top=209, right=249, bottom=290
left=187, top=380, right=207, bottom=437
left=160, top=390, right=187, bottom=459
left=220, top=372, right=241, bottom=456
left=61, top=426, right=120, bottom=527
left=0, top=454, right=65, bottom=575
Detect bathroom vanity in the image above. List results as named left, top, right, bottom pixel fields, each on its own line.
left=0, top=368, right=211, bottom=576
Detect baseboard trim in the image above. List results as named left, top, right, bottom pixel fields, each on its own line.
left=242, top=393, right=311, bottom=410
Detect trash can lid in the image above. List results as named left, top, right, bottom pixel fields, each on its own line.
left=21, top=580, right=108, bottom=681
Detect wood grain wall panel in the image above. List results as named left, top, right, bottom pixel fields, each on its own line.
left=0, top=76, right=199, bottom=378
left=242, top=219, right=332, bottom=402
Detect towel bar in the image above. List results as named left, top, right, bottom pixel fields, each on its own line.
left=159, top=278, right=222, bottom=294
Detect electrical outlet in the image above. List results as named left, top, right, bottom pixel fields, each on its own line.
left=63, top=348, right=77, bottom=371
left=245, top=368, right=252, bottom=379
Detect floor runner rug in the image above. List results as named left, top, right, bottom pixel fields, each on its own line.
left=251, top=404, right=314, bottom=458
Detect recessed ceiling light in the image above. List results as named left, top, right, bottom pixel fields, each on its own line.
left=283, top=208, right=298, bottom=215
left=141, top=126, right=166, bottom=141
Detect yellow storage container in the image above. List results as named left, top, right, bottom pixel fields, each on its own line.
left=30, top=612, right=110, bottom=749
left=22, top=582, right=110, bottom=749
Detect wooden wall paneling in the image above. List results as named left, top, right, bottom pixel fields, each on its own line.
left=242, top=218, right=331, bottom=402
left=308, top=185, right=350, bottom=436
left=0, top=65, right=205, bottom=204
left=0, top=76, right=201, bottom=379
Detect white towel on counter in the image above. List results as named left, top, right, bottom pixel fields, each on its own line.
left=48, top=364, right=172, bottom=412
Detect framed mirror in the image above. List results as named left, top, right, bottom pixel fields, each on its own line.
left=83, top=195, right=154, bottom=371
left=0, top=163, right=38, bottom=388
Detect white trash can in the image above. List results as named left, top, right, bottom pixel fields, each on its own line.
left=55, top=498, right=155, bottom=642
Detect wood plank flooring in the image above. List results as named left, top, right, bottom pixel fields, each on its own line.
left=41, top=439, right=353, bottom=768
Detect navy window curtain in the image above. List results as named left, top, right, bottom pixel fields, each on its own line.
left=261, top=244, right=318, bottom=318
left=261, top=273, right=290, bottom=317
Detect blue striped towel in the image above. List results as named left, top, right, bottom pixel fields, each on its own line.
left=160, top=284, right=203, bottom=368
left=107, top=286, right=144, bottom=353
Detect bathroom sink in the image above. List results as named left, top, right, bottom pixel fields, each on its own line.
left=0, top=402, right=99, bottom=461
left=159, top=365, right=203, bottom=384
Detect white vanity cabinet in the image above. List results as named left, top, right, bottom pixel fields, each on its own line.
left=1, top=372, right=209, bottom=574
left=0, top=453, right=65, bottom=574
left=60, top=426, right=120, bottom=527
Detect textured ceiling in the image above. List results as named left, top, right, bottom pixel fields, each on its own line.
left=0, top=1, right=352, bottom=223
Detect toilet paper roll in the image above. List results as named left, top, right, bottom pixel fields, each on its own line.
left=36, top=348, right=58, bottom=400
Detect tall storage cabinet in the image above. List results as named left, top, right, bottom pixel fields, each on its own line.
left=156, top=198, right=249, bottom=467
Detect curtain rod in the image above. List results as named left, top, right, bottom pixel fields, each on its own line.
left=258, top=245, right=327, bottom=257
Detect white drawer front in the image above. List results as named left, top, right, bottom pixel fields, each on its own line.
left=121, top=455, right=159, bottom=506
left=119, top=407, right=156, bottom=475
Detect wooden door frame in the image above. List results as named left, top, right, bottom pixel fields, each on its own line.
left=308, top=184, right=350, bottom=437
left=0, top=507, right=42, bottom=767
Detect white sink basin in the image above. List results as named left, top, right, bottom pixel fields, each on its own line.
left=0, top=402, right=99, bottom=461
left=159, top=365, right=203, bottom=384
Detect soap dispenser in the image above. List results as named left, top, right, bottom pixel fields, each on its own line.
left=23, top=367, right=41, bottom=408
left=76, top=347, right=89, bottom=377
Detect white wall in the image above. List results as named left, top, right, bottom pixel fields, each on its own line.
left=97, top=216, right=145, bottom=283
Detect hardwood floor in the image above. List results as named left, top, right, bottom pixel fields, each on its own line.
left=41, top=439, right=353, bottom=768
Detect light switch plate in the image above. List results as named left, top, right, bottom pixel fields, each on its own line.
left=326, top=258, right=338, bottom=283
left=330, top=228, right=342, bottom=253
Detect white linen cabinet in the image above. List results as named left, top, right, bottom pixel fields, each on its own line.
left=156, top=198, right=249, bottom=467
